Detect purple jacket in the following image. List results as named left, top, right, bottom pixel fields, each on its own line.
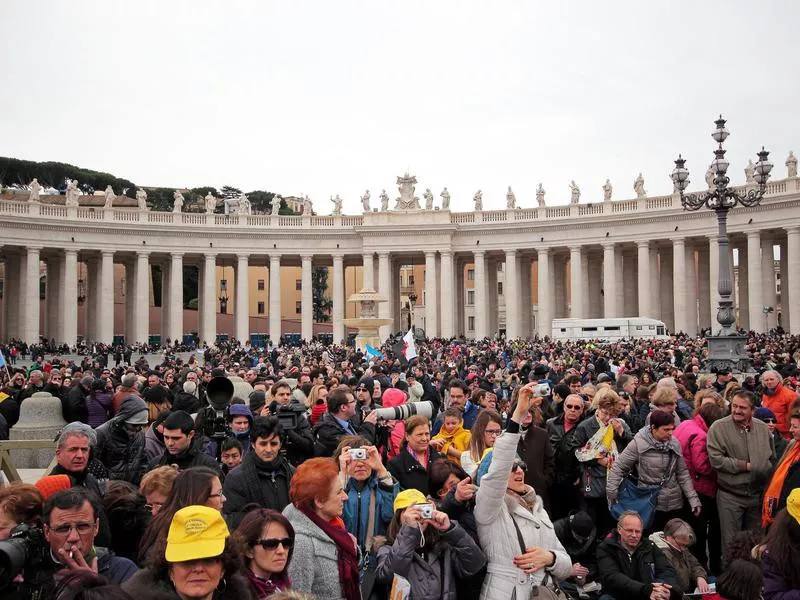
left=763, top=551, right=800, bottom=600
left=86, top=390, right=113, bottom=428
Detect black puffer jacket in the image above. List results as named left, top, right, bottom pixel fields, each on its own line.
left=95, top=395, right=150, bottom=484
left=596, top=532, right=681, bottom=599
left=553, top=512, right=598, bottom=581
left=149, top=437, right=221, bottom=473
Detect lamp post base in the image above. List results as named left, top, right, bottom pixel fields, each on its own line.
left=705, top=333, right=753, bottom=373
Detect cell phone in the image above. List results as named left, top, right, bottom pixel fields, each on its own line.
left=418, top=503, right=434, bottom=519
left=349, top=448, right=367, bottom=460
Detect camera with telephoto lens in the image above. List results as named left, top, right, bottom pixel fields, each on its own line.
left=0, top=523, right=49, bottom=590
left=201, top=377, right=234, bottom=442
left=372, top=400, right=433, bottom=422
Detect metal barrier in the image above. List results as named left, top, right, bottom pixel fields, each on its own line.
left=0, top=440, right=56, bottom=482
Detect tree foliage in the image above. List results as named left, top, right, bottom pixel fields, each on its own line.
left=220, top=185, right=242, bottom=199
left=312, top=266, right=332, bottom=322
left=0, top=157, right=136, bottom=195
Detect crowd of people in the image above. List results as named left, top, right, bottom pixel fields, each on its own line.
left=1, top=331, right=800, bottom=600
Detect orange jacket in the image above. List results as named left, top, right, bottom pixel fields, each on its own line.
left=762, top=384, right=797, bottom=437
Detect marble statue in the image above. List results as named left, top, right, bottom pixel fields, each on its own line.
left=633, top=173, right=646, bottom=198
left=705, top=166, right=715, bottom=189
left=379, top=189, right=389, bottom=211
left=745, top=159, right=755, bottom=184
left=270, top=195, right=281, bottom=215
left=506, top=186, right=516, bottom=209
left=361, top=189, right=371, bottom=212
left=394, top=173, right=421, bottom=210
left=787, top=151, right=798, bottom=178
left=172, top=190, right=183, bottom=212
left=473, top=189, right=483, bottom=211
left=104, top=185, right=116, bottom=208
left=239, top=194, right=251, bottom=215
left=424, top=188, right=434, bottom=210
left=569, top=180, right=580, bottom=204
left=136, top=189, right=148, bottom=210
left=536, top=183, right=545, bottom=207
left=65, top=179, right=80, bottom=207
left=28, top=178, right=41, bottom=202
left=331, top=194, right=343, bottom=216
left=303, top=195, right=313, bottom=215
left=440, top=187, right=450, bottom=210
left=205, top=192, right=217, bottom=214
left=602, top=179, right=612, bottom=202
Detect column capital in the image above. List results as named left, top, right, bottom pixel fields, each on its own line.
left=505, top=249, right=517, bottom=258
left=746, top=230, right=761, bottom=240
left=269, top=254, right=281, bottom=263
left=300, top=254, right=314, bottom=262
left=424, top=250, right=437, bottom=258
left=204, top=252, right=217, bottom=260
left=672, top=237, right=685, bottom=247
left=570, top=245, right=582, bottom=254
left=785, top=226, right=800, bottom=236
left=377, top=251, right=391, bottom=259
left=170, top=251, right=184, bottom=259
left=136, top=250, right=150, bottom=258
left=537, top=247, right=549, bottom=256
left=473, top=248, right=485, bottom=257
left=236, top=252, right=250, bottom=261
left=101, top=250, right=115, bottom=258
left=331, top=252, right=344, bottom=262
left=602, top=242, right=616, bottom=251
left=64, top=248, right=78, bottom=257
left=440, top=249, right=453, bottom=258
left=636, top=240, right=650, bottom=249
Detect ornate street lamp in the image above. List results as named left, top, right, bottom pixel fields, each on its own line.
left=408, top=291, right=417, bottom=334
left=671, top=115, right=773, bottom=372
left=219, top=266, right=229, bottom=315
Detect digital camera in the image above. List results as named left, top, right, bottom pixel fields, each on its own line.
left=348, top=448, right=367, bottom=461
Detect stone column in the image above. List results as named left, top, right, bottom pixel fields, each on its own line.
left=21, top=247, right=42, bottom=345
left=697, top=245, right=711, bottom=332
left=3, top=254, right=21, bottom=340
left=124, top=261, right=134, bottom=344
left=332, top=254, right=344, bottom=343
left=709, top=236, right=719, bottom=331
left=473, top=250, right=487, bottom=339
left=504, top=250, right=519, bottom=338
left=440, top=251, right=455, bottom=338
left=520, top=257, right=533, bottom=335
left=133, top=251, right=150, bottom=344
left=166, top=253, right=183, bottom=345
left=762, top=238, right=777, bottom=330
left=587, top=253, right=603, bottom=318
left=537, top=248, right=551, bottom=337
left=787, top=227, right=800, bottom=334
left=623, top=251, right=638, bottom=317
left=569, top=246, right=583, bottom=318
left=269, top=255, right=281, bottom=343
left=685, top=244, right=698, bottom=335
left=98, top=251, right=114, bottom=345
left=553, top=255, right=566, bottom=319
left=362, top=253, right=374, bottom=290
left=746, top=231, right=763, bottom=332
left=60, top=249, right=77, bottom=346
left=200, top=253, right=216, bottom=345
left=660, top=248, right=675, bottom=331
left=673, top=238, right=687, bottom=333
left=161, top=259, right=171, bottom=344
left=637, top=241, right=651, bottom=317
left=86, top=258, right=98, bottom=342
left=300, top=255, right=313, bottom=341
left=424, top=251, right=438, bottom=337
left=377, top=253, right=392, bottom=340
left=235, top=253, right=250, bottom=343
left=779, top=239, right=789, bottom=332
left=649, top=246, right=660, bottom=320
left=46, top=256, right=62, bottom=342
left=602, top=243, right=617, bottom=318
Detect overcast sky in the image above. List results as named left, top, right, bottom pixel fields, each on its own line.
left=1, top=1, right=797, bottom=213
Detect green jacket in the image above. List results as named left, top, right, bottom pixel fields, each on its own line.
left=706, top=415, right=775, bottom=496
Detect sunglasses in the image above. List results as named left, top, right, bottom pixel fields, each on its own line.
left=257, top=537, right=293, bottom=550
left=512, top=459, right=528, bottom=473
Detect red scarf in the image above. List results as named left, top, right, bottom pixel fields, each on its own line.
left=298, top=506, right=360, bottom=600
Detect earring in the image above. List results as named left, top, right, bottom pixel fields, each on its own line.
left=217, top=577, right=227, bottom=593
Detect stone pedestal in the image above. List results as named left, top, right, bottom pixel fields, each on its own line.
left=9, top=391, right=67, bottom=468
left=343, top=288, right=393, bottom=353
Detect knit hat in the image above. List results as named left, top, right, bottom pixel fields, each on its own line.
left=393, top=489, right=427, bottom=512
left=787, top=489, right=800, bottom=525
left=249, top=390, right=266, bottom=414
left=754, top=407, right=777, bottom=422
left=569, top=511, right=595, bottom=538
left=35, top=474, right=72, bottom=500
left=356, top=377, right=374, bottom=391
left=166, top=505, right=229, bottom=563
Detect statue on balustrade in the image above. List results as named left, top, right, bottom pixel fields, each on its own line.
left=65, top=179, right=80, bottom=207
left=28, top=178, right=41, bottom=203
left=705, top=166, right=715, bottom=189
left=633, top=173, right=646, bottom=198
left=745, top=160, right=755, bottom=184
left=303, top=195, right=313, bottom=215
left=239, top=194, right=252, bottom=215
left=440, top=187, right=450, bottom=210
left=395, top=173, right=421, bottom=210
left=506, top=186, right=516, bottom=209
left=270, top=195, right=281, bottom=215
left=104, top=185, right=116, bottom=208
left=787, top=151, right=798, bottom=178
left=603, top=179, right=612, bottom=202
left=473, top=189, right=483, bottom=211
left=136, top=189, right=148, bottom=211
left=424, top=188, right=434, bottom=210
left=361, top=189, right=371, bottom=212
left=205, top=192, right=217, bottom=214
left=536, top=183, right=546, bottom=207
left=380, top=189, right=389, bottom=211
left=331, top=194, right=343, bottom=215
left=569, top=180, right=580, bottom=204
left=172, top=190, right=184, bottom=213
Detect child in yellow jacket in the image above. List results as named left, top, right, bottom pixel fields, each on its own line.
left=431, top=407, right=471, bottom=464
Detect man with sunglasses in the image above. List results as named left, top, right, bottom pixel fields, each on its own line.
left=546, top=394, right=586, bottom=520
left=95, top=394, right=151, bottom=484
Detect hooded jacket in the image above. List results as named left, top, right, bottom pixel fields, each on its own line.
left=673, top=414, right=717, bottom=497
left=95, top=395, right=150, bottom=484
left=343, top=473, right=399, bottom=551
left=762, top=383, right=797, bottom=437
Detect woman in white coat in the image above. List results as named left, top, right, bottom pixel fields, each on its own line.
left=474, top=383, right=573, bottom=600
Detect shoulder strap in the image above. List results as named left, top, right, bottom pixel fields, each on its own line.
left=509, top=511, right=527, bottom=553
left=659, top=453, right=677, bottom=487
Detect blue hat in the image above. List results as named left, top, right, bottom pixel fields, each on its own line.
left=228, top=403, right=253, bottom=423
left=754, top=407, right=776, bottom=422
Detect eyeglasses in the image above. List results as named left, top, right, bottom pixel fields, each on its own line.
left=512, top=460, right=528, bottom=472
left=565, top=405, right=583, bottom=410
left=761, top=418, right=777, bottom=424
left=209, top=491, right=225, bottom=499
left=50, top=522, right=94, bottom=535
left=257, top=537, right=293, bottom=550
left=484, top=428, right=502, bottom=437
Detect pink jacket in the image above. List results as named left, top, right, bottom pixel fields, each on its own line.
left=673, top=414, right=717, bottom=497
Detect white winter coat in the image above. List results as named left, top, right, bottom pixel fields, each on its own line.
left=474, top=430, right=573, bottom=600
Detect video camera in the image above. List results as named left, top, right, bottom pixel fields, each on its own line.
left=201, top=377, right=234, bottom=442
left=269, top=402, right=307, bottom=432
left=0, top=523, right=49, bottom=590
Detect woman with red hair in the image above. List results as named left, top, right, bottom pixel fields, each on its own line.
left=282, top=457, right=359, bottom=600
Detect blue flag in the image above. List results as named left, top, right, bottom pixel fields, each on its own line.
left=0, top=351, right=5, bottom=368
left=365, top=344, right=384, bottom=360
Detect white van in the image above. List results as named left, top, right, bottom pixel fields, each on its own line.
left=551, top=317, right=669, bottom=341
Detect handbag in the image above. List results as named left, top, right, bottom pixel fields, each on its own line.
left=610, top=454, right=676, bottom=529
left=509, top=512, right=568, bottom=600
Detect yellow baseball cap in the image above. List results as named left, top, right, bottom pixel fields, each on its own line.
left=787, top=488, right=800, bottom=525
left=165, top=505, right=229, bottom=563
left=393, top=489, right=427, bottom=512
